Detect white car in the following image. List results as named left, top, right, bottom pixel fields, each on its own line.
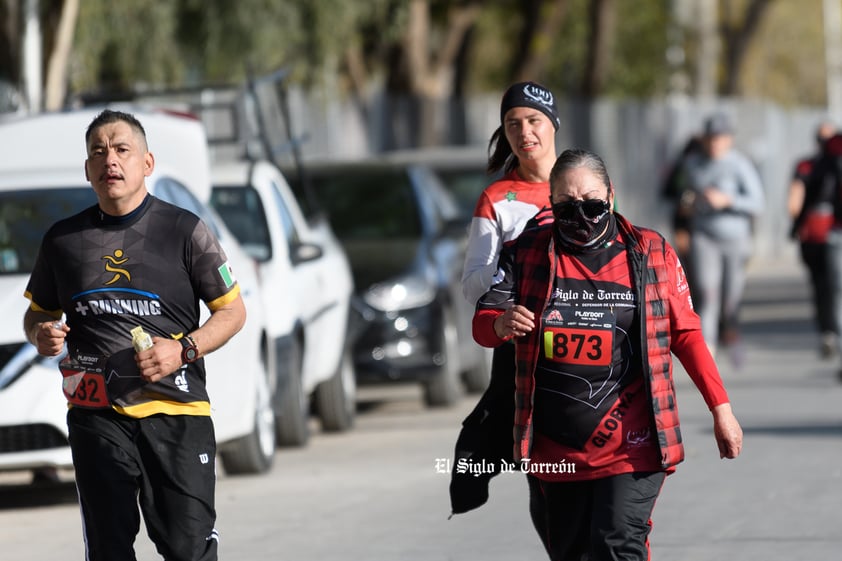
left=209, top=159, right=356, bottom=446
left=0, top=109, right=276, bottom=477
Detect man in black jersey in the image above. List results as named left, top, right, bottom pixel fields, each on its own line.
left=22, top=109, right=246, bottom=561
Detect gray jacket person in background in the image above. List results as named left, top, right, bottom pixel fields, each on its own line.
left=680, top=112, right=765, bottom=363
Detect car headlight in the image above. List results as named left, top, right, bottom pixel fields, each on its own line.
left=363, top=276, right=436, bottom=312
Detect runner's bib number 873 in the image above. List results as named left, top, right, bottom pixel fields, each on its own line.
left=542, top=307, right=614, bottom=367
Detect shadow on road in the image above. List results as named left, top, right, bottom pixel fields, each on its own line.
left=737, top=266, right=817, bottom=353
left=740, top=422, right=842, bottom=438
left=0, top=479, right=78, bottom=510
left=354, top=383, right=428, bottom=415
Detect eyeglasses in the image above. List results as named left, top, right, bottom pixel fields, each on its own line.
left=550, top=198, right=611, bottom=221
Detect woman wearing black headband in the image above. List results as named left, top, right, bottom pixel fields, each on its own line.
left=458, top=79, right=560, bottom=396
left=461, top=80, right=561, bottom=306
left=451, top=78, right=560, bottom=531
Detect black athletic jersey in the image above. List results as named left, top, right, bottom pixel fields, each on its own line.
left=532, top=233, right=643, bottom=449
left=529, top=232, right=661, bottom=480
left=24, top=195, right=240, bottom=418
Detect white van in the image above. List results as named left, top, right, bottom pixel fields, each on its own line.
left=0, top=108, right=276, bottom=477
left=210, top=159, right=356, bottom=446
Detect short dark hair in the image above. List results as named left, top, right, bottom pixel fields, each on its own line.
left=550, top=148, right=612, bottom=191
left=85, top=109, right=147, bottom=147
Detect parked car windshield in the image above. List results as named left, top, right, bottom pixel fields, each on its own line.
left=210, top=185, right=273, bottom=261
left=2, top=181, right=226, bottom=276
left=0, top=188, right=96, bottom=275
left=434, top=167, right=491, bottom=222
left=305, top=168, right=422, bottom=239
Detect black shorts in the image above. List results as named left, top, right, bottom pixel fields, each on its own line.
left=67, top=407, right=218, bottom=561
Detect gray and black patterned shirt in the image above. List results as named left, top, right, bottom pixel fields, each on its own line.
left=25, top=195, right=239, bottom=417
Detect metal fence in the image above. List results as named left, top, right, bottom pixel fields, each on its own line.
left=273, top=88, right=829, bottom=262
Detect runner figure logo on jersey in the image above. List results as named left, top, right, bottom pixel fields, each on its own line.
left=102, top=249, right=131, bottom=285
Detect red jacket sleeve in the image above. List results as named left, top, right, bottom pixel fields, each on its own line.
left=665, top=240, right=729, bottom=409
left=473, top=308, right=508, bottom=348
left=671, top=329, right=729, bottom=409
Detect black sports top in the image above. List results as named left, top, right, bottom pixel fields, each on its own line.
left=25, top=195, right=240, bottom=417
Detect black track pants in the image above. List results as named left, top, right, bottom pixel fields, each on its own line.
left=68, top=408, right=218, bottom=561
left=527, top=471, right=666, bottom=561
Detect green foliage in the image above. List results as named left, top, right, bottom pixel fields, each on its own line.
left=602, top=1, right=671, bottom=98
left=70, top=0, right=383, bottom=92
left=50, top=0, right=824, bottom=105
left=467, top=1, right=527, bottom=89
left=738, top=0, right=825, bottom=107
left=503, top=0, right=671, bottom=99
left=71, top=0, right=183, bottom=93
left=465, top=0, right=669, bottom=99
left=543, top=0, right=591, bottom=95
left=292, top=0, right=399, bottom=85
left=187, top=0, right=304, bottom=82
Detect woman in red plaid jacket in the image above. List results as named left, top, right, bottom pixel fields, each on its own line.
left=472, top=148, right=743, bottom=561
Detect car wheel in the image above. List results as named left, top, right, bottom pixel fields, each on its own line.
left=463, top=346, right=493, bottom=393
left=423, top=308, right=464, bottom=407
left=315, top=349, right=356, bottom=432
left=275, top=335, right=311, bottom=447
left=218, top=370, right=276, bottom=475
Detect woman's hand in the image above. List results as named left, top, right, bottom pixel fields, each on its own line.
left=702, top=186, right=733, bottom=210
left=712, top=402, right=743, bottom=459
left=493, top=305, right=535, bottom=339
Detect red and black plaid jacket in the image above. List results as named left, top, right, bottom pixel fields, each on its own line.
left=475, top=210, right=696, bottom=469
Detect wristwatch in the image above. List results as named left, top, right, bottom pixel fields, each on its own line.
left=180, top=335, right=199, bottom=364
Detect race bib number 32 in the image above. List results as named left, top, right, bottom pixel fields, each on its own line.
left=59, top=354, right=110, bottom=409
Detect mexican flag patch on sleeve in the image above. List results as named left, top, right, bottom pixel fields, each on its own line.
left=218, top=262, right=236, bottom=288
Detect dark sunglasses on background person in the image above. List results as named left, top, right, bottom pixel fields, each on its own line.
left=550, top=198, right=611, bottom=221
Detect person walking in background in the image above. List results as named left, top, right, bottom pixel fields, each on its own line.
left=22, top=109, right=246, bottom=561
left=807, top=131, right=842, bottom=381
left=661, top=134, right=704, bottom=263
left=681, top=112, right=765, bottom=363
left=788, top=120, right=837, bottom=358
left=469, top=148, right=742, bottom=560
left=660, top=134, right=704, bottom=304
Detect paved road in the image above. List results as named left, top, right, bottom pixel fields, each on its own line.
left=651, top=254, right=842, bottom=560
left=1, top=252, right=841, bottom=560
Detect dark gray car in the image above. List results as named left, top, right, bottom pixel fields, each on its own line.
left=290, top=159, right=491, bottom=407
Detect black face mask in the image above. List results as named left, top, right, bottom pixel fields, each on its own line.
left=551, top=199, right=612, bottom=246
